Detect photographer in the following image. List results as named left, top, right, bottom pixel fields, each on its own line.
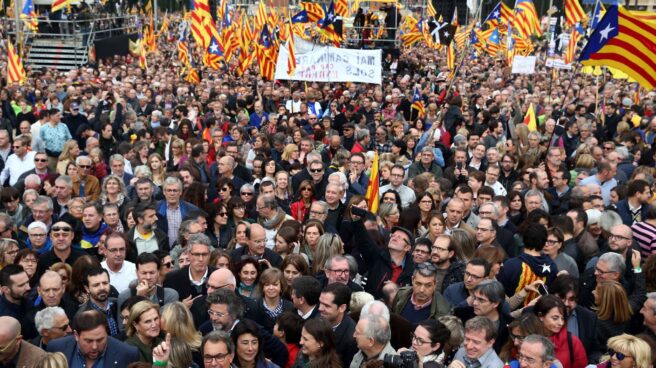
left=394, top=319, right=451, bottom=368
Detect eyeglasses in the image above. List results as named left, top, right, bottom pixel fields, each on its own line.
left=29, top=233, right=47, bottom=237
left=77, top=165, right=91, bottom=169
left=517, top=353, right=539, bottom=365
left=545, top=239, right=561, bottom=245
left=413, top=248, right=430, bottom=255
left=476, top=227, right=493, bottom=232
left=240, top=192, right=253, bottom=196
left=464, top=271, right=485, bottom=281
left=608, top=349, right=629, bottom=361
left=107, top=247, right=126, bottom=253
left=0, top=336, right=18, bottom=354
left=34, top=158, right=48, bottom=162
left=204, top=353, right=229, bottom=363
left=411, top=333, right=430, bottom=345
left=51, top=226, right=72, bottom=232
left=594, top=267, right=616, bottom=275
left=162, top=261, right=174, bottom=268
left=431, top=246, right=449, bottom=253
left=207, top=309, right=226, bottom=318
left=20, top=257, right=37, bottom=264
left=218, top=212, right=228, bottom=217
left=191, top=252, right=210, bottom=258
left=52, top=323, right=69, bottom=331
left=310, top=210, right=325, bottom=216
left=509, top=332, right=525, bottom=342
left=220, top=187, right=230, bottom=192
left=301, top=187, right=313, bottom=192
left=329, top=268, right=349, bottom=275
left=609, top=234, right=631, bottom=241
left=12, top=145, right=22, bottom=149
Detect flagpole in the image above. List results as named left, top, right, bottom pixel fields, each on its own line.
left=13, top=0, right=20, bottom=55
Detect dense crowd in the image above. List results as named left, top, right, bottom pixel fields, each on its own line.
left=0, top=9, right=655, bottom=368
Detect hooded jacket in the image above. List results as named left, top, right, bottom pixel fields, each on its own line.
left=496, top=253, right=558, bottom=299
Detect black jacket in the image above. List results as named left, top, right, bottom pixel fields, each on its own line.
left=334, top=315, right=358, bottom=368
left=229, top=247, right=283, bottom=269
left=454, top=306, right=512, bottom=352
left=352, top=220, right=415, bottom=299
left=163, top=265, right=217, bottom=300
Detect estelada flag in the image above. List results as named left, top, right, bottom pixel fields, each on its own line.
left=365, top=153, right=379, bottom=213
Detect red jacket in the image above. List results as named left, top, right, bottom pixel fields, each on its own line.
left=550, top=326, right=587, bottom=368
left=290, top=199, right=314, bottom=222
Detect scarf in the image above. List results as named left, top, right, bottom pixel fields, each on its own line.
left=263, top=299, right=284, bottom=320
left=238, top=282, right=255, bottom=297
left=259, top=209, right=286, bottom=230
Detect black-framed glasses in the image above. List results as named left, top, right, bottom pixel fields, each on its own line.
left=240, top=192, right=253, bottom=196
left=162, top=261, right=174, bottom=268
left=509, top=331, right=525, bottom=342
left=609, top=234, right=631, bottom=241
left=310, top=168, right=323, bottom=173
left=204, top=353, right=229, bottom=363
left=219, top=212, right=228, bottom=217
left=410, top=333, right=430, bottom=345
left=34, top=158, right=48, bottom=162
left=608, top=349, right=628, bottom=361
left=51, top=226, right=72, bottom=232
left=77, top=165, right=91, bottom=169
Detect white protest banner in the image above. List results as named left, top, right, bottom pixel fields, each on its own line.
left=275, top=38, right=382, bottom=84
left=511, top=55, right=537, bottom=74
left=545, top=57, right=572, bottom=70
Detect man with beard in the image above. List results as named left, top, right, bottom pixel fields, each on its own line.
left=199, top=289, right=288, bottom=368
left=0, top=264, right=32, bottom=320
left=48, top=310, right=139, bottom=366
left=127, top=202, right=169, bottom=256
left=431, top=234, right=466, bottom=292
left=443, top=258, right=490, bottom=307
left=549, top=274, right=599, bottom=360
left=78, top=268, right=120, bottom=337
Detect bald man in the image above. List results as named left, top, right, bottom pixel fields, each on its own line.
left=191, top=268, right=261, bottom=330
left=21, top=271, right=77, bottom=340
left=0, top=316, right=46, bottom=366
left=229, top=223, right=283, bottom=268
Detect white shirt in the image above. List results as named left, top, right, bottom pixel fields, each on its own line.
left=0, top=151, right=35, bottom=185
left=379, top=183, right=416, bottom=209
left=101, top=260, right=137, bottom=294
left=486, top=181, right=507, bottom=196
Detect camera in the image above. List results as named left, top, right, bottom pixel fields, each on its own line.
left=383, top=351, right=418, bottom=368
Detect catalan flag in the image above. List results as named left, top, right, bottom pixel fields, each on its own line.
left=484, top=2, right=502, bottom=27
left=590, top=0, right=605, bottom=31
left=335, top=0, right=347, bottom=17
left=287, top=23, right=297, bottom=75
left=185, top=66, right=201, bottom=84
left=411, top=86, right=425, bottom=118
left=291, top=10, right=309, bottom=23
left=500, top=2, right=513, bottom=25
left=484, top=28, right=500, bottom=56
left=51, top=0, right=70, bottom=12
left=7, top=39, right=26, bottom=85
left=579, top=5, right=656, bottom=89
left=204, top=36, right=224, bottom=69
left=565, top=23, right=583, bottom=64
left=514, top=0, right=541, bottom=39
left=523, top=103, right=537, bottom=131
left=427, top=0, right=437, bottom=18
left=191, top=0, right=212, bottom=48
left=21, top=0, right=38, bottom=32
left=138, top=41, right=147, bottom=70
left=301, top=2, right=325, bottom=22
left=447, top=41, right=455, bottom=70
left=365, top=152, right=379, bottom=213
left=178, top=38, right=189, bottom=66
left=565, top=0, right=586, bottom=27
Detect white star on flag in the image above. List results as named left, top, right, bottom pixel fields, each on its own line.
left=599, top=23, right=614, bottom=41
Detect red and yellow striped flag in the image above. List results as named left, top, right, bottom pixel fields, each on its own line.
left=523, top=103, right=537, bottom=131
left=365, top=152, right=380, bottom=213
left=565, top=26, right=581, bottom=64
left=7, top=40, right=26, bottom=85
left=287, top=23, right=297, bottom=75
left=51, top=0, right=70, bottom=12
left=565, top=0, right=587, bottom=27
left=138, top=42, right=147, bottom=70
left=335, top=0, right=347, bottom=17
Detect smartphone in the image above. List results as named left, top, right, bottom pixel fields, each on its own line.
left=351, top=206, right=369, bottom=218
left=537, top=283, right=548, bottom=296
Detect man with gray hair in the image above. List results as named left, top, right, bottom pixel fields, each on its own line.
left=579, top=250, right=645, bottom=309
left=408, top=146, right=444, bottom=180
left=391, top=262, right=452, bottom=324
left=164, top=233, right=215, bottom=303
left=53, top=175, right=73, bottom=216
left=72, top=155, right=100, bottom=200
left=201, top=330, right=236, bottom=368
left=33, top=306, right=72, bottom=350
left=640, top=292, right=656, bottom=338
left=450, top=316, right=504, bottom=368
left=255, top=195, right=292, bottom=248
left=109, top=154, right=133, bottom=186
left=319, top=255, right=364, bottom=292
left=157, top=176, right=200, bottom=247
left=350, top=315, right=396, bottom=368
left=517, top=335, right=556, bottom=368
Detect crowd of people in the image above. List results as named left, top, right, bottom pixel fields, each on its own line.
left=0, top=8, right=655, bottom=368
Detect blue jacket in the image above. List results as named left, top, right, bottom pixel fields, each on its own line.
left=156, top=200, right=201, bottom=235
left=48, top=335, right=140, bottom=367
left=615, top=199, right=649, bottom=226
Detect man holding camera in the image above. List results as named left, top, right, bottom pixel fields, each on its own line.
left=350, top=315, right=396, bottom=368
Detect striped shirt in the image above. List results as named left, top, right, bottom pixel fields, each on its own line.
left=632, top=221, right=656, bottom=258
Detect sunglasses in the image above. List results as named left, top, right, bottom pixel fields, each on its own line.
left=51, top=226, right=72, bottom=232
left=35, top=158, right=48, bottom=162
left=162, top=261, right=174, bottom=268
left=608, top=349, right=628, bottom=361
left=241, top=192, right=253, bottom=196
left=310, top=169, right=323, bottom=173
left=78, top=165, right=91, bottom=169
left=218, top=212, right=228, bottom=217
left=301, top=187, right=312, bottom=192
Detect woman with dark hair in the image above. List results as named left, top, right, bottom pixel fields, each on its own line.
left=289, top=180, right=315, bottom=222
left=177, top=119, right=195, bottom=140
left=338, top=195, right=368, bottom=254
left=398, top=319, right=450, bottom=368
left=400, top=193, right=436, bottom=237
left=234, top=258, right=262, bottom=299
left=183, top=182, right=208, bottom=211
left=14, top=249, right=38, bottom=286
left=216, top=177, right=235, bottom=204
left=381, top=189, right=403, bottom=210
left=275, top=227, right=299, bottom=259
left=301, top=220, right=324, bottom=265
left=292, top=318, right=341, bottom=368
left=227, top=196, right=250, bottom=227
left=543, top=227, right=579, bottom=278
left=206, top=202, right=233, bottom=249
left=424, top=212, right=446, bottom=244
left=499, top=314, right=544, bottom=362
left=280, top=254, right=310, bottom=298
left=232, top=319, right=280, bottom=368
left=533, top=295, right=587, bottom=368
left=255, top=268, right=294, bottom=333
left=506, top=190, right=526, bottom=226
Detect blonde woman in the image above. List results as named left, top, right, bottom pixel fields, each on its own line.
left=56, top=140, right=80, bottom=175
left=34, top=352, right=68, bottom=368
left=596, top=334, right=652, bottom=368
left=593, top=280, right=635, bottom=352
left=126, top=300, right=163, bottom=362
left=99, top=175, right=129, bottom=213
left=281, top=143, right=301, bottom=172
left=160, top=302, right=202, bottom=352
left=312, top=233, right=344, bottom=275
